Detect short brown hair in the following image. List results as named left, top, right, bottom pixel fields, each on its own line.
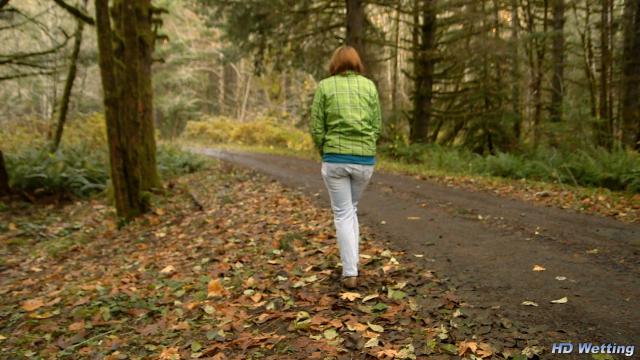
left=329, top=46, right=364, bottom=76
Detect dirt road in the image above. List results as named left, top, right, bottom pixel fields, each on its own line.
left=194, top=148, right=640, bottom=348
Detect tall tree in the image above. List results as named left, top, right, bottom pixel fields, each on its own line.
left=410, top=0, right=437, bottom=144
left=95, top=0, right=160, bottom=219
left=511, top=0, right=522, bottom=140
left=621, top=0, right=640, bottom=149
left=346, top=0, right=366, bottom=61
left=596, top=0, right=613, bottom=148
left=0, top=150, right=10, bottom=196
left=51, top=8, right=85, bottom=152
left=549, top=0, right=565, bottom=123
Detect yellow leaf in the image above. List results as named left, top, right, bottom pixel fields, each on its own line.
left=532, top=265, right=546, bottom=272
left=21, top=298, right=45, bottom=312
left=550, top=296, right=568, bottom=304
left=0, top=334, right=7, bottom=341
left=367, top=322, right=384, bottom=333
left=207, top=279, right=225, bottom=298
left=160, top=265, right=175, bottom=274
left=362, top=294, right=379, bottom=303
left=340, top=292, right=362, bottom=301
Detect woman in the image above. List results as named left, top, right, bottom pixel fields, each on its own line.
left=310, top=46, right=381, bottom=289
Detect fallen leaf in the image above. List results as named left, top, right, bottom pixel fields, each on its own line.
left=340, top=292, right=362, bottom=301
left=407, top=216, right=420, bottom=220
left=367, top=322, right=384, bottom=333
left=555, top=276, right=567, bottom=281
left=458, top=340, right=478, bottom=356
left=207, top=279, right=225, bottom=298
left=364, top=336, right=379, bottom=348
left=362, top=294, right=379, bottom=303
left=323, top=328, right=338, bottom=340
left=160, top=265, right=176, bottom=274
left=68, top=321, right=85, bottom=331
left=21, top=298, right=45, bottom=312
left=532, top=265, right=546, bottom=271
left=551, top=296, right=568, bottom=304
left=159, top=347, right=181, bottom=360
left=521, top=300, right=539, bottom=307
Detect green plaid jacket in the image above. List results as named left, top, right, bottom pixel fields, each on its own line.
left=310, top=72, right=382, bottom=156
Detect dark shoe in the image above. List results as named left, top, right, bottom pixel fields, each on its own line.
left=342, top=276, right=357, bottom=289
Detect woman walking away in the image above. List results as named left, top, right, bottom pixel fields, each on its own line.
left=310, top=46, right=382, bottom=289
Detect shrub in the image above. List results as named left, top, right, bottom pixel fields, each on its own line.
left=183, top=116, right=314, bottom=152
left=6, top=145, right=109, bottom=197
left=380, top=139, right=640, bottom=193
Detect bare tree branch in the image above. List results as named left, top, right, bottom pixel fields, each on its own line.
left=52, top=0, right=95, bottom=25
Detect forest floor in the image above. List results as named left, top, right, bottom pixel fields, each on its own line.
left=1, top=160, right=548, bottom=360
left=191, top=149, right=640, bottom=358
left=0, top=153, right=638, bottom=360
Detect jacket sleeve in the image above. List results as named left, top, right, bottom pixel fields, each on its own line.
left=310, top=84, right=326, bottom=153
left=371, top=86, right=382, bottom=142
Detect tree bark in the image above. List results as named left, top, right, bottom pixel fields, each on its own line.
left=549, top=0, right=565, bottom=123
left=345, top=0, right=365, bottom=61
left=410, top=0, right=437, bottom=144
left=0, top=150, right=10, bottom=196
left=95, top=0, right=159, bottom=219
left=136, top=0, right=160, bottom=190
left=51, top=15, right=84, bottom=152
left=621, top=0, right=640, bottom=149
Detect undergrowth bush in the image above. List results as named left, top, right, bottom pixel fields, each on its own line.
left=3, top=114, right=208, bottom=197
left=380, top=141, right=640, bottom=192
left=184, top=116, right=314, bottom=152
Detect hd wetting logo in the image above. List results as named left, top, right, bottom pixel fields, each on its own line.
left=552, top=342, right=635, bottom=357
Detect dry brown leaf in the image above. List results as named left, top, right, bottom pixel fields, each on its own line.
left=21, top=298, right=45, bottom=312
left=458, top=340, right=478, bottom=356
left=159, top=347, right=181, bottom=360
left=68, top=321, right=85, bottom=331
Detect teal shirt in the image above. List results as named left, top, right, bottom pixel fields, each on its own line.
left=310, top=71, right=382, bottom=157
left=323, top=153, right=376, bottom=165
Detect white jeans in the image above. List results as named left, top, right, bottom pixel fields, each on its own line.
left=321, top=162, right=374, bottom=277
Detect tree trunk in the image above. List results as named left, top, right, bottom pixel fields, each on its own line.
left=391, top=1, right=401, bottom=113
left=95, top=0, right=158, bottom=219
left=136, top=0, right=160, bottom=190
left=549, top=0, right=565, bottom=123
left=510, top=0, right=521, bottom=140
left=0, top=150, right=10, bottom=196
left=51, top=15, right=84, bottom=152
left=621, top=0, right=640, bottom=149
left=345, top=0, right=365, bottom=60
left=410, top=0, right=437, bottom=144
left=597, top=0, right=613, bottom=149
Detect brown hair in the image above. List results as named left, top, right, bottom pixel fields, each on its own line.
left=328, top=46, right=364, bottom=76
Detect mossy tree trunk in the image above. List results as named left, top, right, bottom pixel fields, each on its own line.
left=0, top=150, right=10, bottom=196
left=95, top=0, right=160, bottom=219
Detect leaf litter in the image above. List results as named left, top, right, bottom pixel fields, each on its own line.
left=0, top=161, right=552, bottom=359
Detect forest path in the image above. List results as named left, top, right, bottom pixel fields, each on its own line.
left=193, top=148, right=640, bottom=346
